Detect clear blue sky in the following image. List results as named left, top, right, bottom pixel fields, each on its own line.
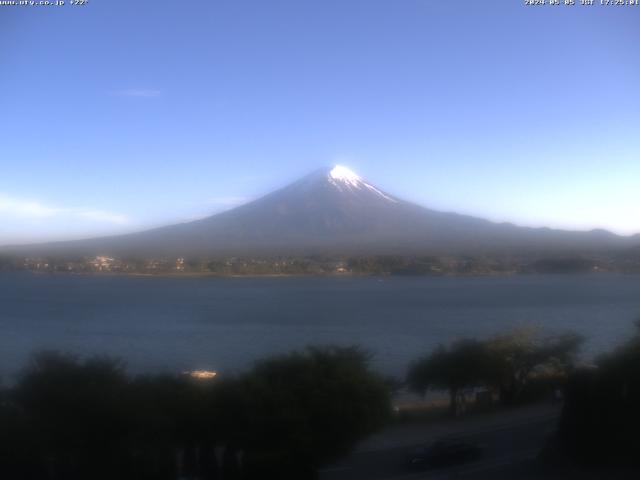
left=1, top=0, right=639, bottom=245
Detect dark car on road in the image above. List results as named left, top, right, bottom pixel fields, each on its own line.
left=406, top=438, right=482, bottom=469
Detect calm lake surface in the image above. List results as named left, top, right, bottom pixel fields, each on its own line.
left=1, top=272, right=640, bottom=380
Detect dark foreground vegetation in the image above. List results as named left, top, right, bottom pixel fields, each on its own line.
left=406, top=327, right=640, bottom=476
left=4, top=326, right=640, bottom=479
left=552, top=320, right=640, bottom=469
left=0, top=347, right=390, bottom=480
left=407, top=329, right=584, bottom=415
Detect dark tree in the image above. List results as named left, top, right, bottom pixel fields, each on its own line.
left=228, top=346, right=391, bottom=478
left=12, top=351, right=130, bottom=479
left=407, top=339, right=494, bottom=415
left=487, top=329, right=583, bottom=405
left=407, top=330, right=583, bottom=414
left=0, top=346, right=390, bottom=480
left=558, top=321, right=640, bottom=467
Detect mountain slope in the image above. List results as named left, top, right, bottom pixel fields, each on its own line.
left=5, top=166, right=638, bottom=257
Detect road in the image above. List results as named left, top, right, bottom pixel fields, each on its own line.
left=319, top=404, right=560, bottom=480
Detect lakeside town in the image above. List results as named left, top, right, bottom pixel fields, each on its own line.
left=3, top=253, right=640, bottom=276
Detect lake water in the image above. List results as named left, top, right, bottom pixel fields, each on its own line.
left=1, top=272, right=639, bottom=381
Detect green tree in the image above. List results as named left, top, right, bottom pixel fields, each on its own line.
left=557, top=320, right=640, bottom=466
left=486, top=329, right=583, bottom=405
left=13, top=351, right=131, bottom=479
left=228, top=346, right=391, bottom=478
left=407, top=330, right=583, bottom=413
left=407, top=339, right=494, bottom=416
left=2, top=347, right=389, bottom=479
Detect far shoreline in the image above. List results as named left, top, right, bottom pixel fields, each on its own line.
left=11, top=269, right=638, bottom=279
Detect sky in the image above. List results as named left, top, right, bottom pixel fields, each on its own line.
left=1, top=0, right=639, bottom=245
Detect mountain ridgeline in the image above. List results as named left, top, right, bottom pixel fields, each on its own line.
left=5, top=166, right=639, bottom=258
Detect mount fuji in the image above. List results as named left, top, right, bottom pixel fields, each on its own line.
left=6, top=166, right=638, bottom=257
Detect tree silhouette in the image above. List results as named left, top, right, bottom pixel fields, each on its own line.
left=0, top=346, right=390, bottom=479
left=229, top=346, right=390, bottom=478
left=407, top=339, right=494, bottom=415
left=407, top=330, right=583, bottom=414
left=486, top=329, right=583, bottom=405
left=558, top=321, right=640, bottom=467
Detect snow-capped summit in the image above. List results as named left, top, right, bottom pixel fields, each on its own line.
left=325, top=165, right=397, bottom=202
left=329, top=165, right=362, bottom=187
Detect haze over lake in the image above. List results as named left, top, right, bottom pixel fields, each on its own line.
left=1, top=272, right=639, bottom=380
